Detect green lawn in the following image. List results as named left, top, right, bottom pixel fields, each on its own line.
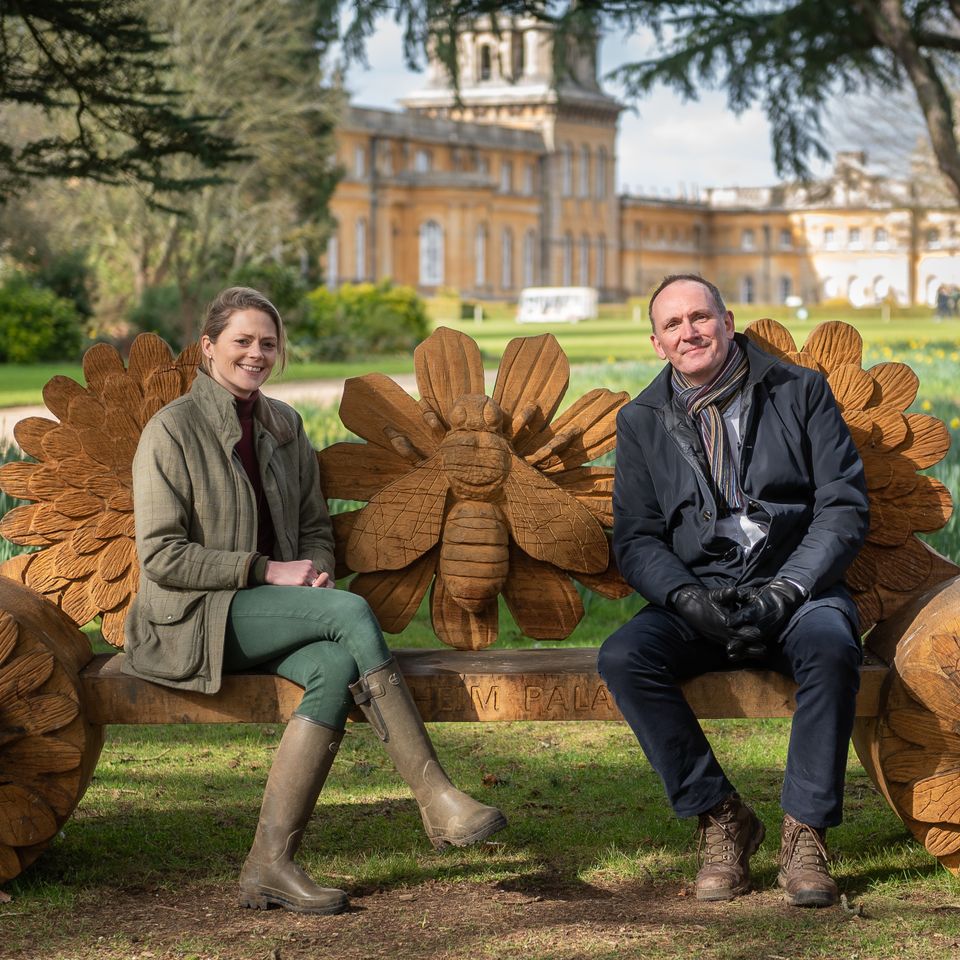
left=0, top=301, right=952, bottom=408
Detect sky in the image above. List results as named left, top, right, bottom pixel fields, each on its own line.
left=339, top=18, right=840, bottom=197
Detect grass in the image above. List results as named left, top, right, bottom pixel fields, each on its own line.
left=2, top=310, right=960, bottom=958
left=0, top=300, right=953, bottom=408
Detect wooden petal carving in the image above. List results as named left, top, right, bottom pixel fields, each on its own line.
left=826, top=364, right=876, bottom=410
left=127, top=333, right=174, bottom=386
left=898, top=414, right=950, bottom=469
left=502, top=548, right=584, bottom=640
left=82, top=341, right=127, bottom=390
left=803, top=320, right=863, bottom=370
left=41, top=377, right=86, bottom=421
left=493, top=334, right=568, bottom=442
left=867, top=362, right=919, bottom=410
left=414, top=327, right=485, bottom=427
left=0, top=460, right=35, bottom=500
left=521, top=388, right=628, bottom=468
left=552, top=466, right=615, bottom=527
left=351, top=549, right=438, bottom=633
left=743, top=318, right=796, bottom=356
left=339, top=373, right=439, bottom=457
left=12, top=417, right=57, bottom=459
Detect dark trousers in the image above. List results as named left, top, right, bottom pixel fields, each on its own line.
left=598, top=602, right=862, bottom=828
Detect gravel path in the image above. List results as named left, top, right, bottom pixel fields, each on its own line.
left=0, top=374, right=422, bottom=446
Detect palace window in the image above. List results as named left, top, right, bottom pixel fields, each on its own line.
left=741, top=275, right=755, bottom=303
left=779, top=276, right=792, bottom=303
left=848, top=227, right=862, bottom=248
left=927, top=227, right=941, bottom=249
left=596, top=147, right=607, bottom=198
left=523, top=229, right=537, bottom=287
left=414, top=148, right=432, bottom=173
left=325, top=234, right=338, bottom=289
left=562, top=143, right=573, bottom=196
left=579, top=234, right=590, bottom=285
left=562, top=232, right=573, bottom=285
left=354, top=145, right=366, bottom=178
left=579, top=145, right=590, bottom=198
left=419, top=221, right=444, bottom=286
left=522, top=161, right=535, bottom=195
left=502, top=228, right=514, bottom=290
left=355, top=219, right=367, bottom=280
left=595, top=235, right=606, bottom=289
left=779, top=228, right=792, bottom=250
left=500, top=159, right=513, bottom=193
left=479, top=45, right=492, bottom=81
left=874, top=226, right=889, bottom=249
left=824, top=227, right=836, bottom=250
left=475, top=224, right=487, bottom=287
left=741, top=228, right=755, bottom=251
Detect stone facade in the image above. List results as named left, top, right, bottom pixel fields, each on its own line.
left=327, top=22, right=959, bottom=306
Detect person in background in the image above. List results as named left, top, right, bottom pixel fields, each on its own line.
left=124, top=286, right=506, bottom=915
left=599, top=274, right=868, bottom=907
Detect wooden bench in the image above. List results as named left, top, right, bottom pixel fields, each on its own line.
left=80, top=649, right=890, bottom=725
left=2, top=319, right=960, bottom=885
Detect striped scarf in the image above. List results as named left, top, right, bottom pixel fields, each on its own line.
left=671, top=341, right=749, bottom=511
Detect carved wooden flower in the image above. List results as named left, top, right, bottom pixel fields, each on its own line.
left=318, top=327, right=630, bottom=649
left=744, top=319, right=958, bottom=632
left=0, top=335, right=200, bottom=646
left=0, top=609, right=84, bottom=882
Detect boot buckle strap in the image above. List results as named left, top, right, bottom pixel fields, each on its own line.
left=349, top=676, right=389, bottom=742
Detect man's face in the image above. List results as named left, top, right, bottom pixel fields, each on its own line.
left=650, top=280, right=735, bottom=385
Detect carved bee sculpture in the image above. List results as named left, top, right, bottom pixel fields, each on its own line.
left=318, top=327, right=631, bottom=649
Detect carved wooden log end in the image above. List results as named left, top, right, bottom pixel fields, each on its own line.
left=0, top=577, right=105, bottom=884
left=853, top=576, right=960, bottom=875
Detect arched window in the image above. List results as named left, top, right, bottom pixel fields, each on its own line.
left=579, top=234, right=590, bottom=286
left=562, top=143, right=573, bottom=196
left=596, top=146, right=607, bottom=198
left=595, top=234, right=606, bottom=289
left=523, top=229, right=537, bottom=287
left=419, top=220, right=444, bottom=286
left=475, top=223, right=487, bottom=287
left=741, top=275, right=755, bottom=304
left=355, top=219, right=367, bottom=280
left=562, top=232, right=573, bottom=285
left=579, top=144, right=590, bottom=198
left=325, top=234, right=338, bottom=289
left=479, top=44, right=492, bottom=81
left=501, top=228, right=514, bottom=290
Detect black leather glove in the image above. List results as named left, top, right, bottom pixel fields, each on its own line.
left=728, top=578, right=806, bottom=642
left=669, top=584, right=765, bottom=661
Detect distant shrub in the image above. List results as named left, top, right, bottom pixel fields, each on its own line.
left=0, top=274, right=85, bottom=363
left=295, top=282, right=430, bottom=361
left=229, top=263, right=307, bottom=319
left=128, top=284, right=184, bottom=350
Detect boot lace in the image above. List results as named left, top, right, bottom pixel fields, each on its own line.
left=696, top=805, right=741, bottom=867
left=781, top=818, right=830, bottom=875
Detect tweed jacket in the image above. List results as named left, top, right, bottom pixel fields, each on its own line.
left=612, top=334, right=869, bottom=614
left=122, top=371, right=336, bottom=693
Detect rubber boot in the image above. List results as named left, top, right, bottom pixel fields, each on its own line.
left=350, top=659, right=507, bottom=848
left=238, top=714, right=349, bottom=914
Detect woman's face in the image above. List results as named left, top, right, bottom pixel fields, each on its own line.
left=201, top=309, right=278, bottom=399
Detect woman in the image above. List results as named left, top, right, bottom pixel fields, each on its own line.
left=123, top=286, right=506, bottom=915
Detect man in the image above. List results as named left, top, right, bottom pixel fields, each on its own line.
left=598, top=274, right=868, bottom=907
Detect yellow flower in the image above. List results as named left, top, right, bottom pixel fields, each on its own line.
left=951, top=417, right=960, bottom=430
left=922, top=399, right=933, bottom=411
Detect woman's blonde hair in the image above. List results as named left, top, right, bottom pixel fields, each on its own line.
left=200, top=286, right=287, bottom=375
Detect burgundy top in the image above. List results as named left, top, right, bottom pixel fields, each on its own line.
left=234, top=392, right=276, bottom=560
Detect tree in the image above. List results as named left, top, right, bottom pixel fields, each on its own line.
left=47, top=0, right=343, bottom=343
left=325, top=1, right=960, bottom=201
left=0, top=0, right=244, bottom=200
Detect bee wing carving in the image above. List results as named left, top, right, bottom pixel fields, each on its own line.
left=346, top=453, right=449, bottom=572
left=501, top=455, right=608, bottom=575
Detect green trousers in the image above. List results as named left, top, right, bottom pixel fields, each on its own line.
left=223, top=586, right=390, bottom=730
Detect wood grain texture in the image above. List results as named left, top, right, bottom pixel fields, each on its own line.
left=0, top=578, right=104, bottom=885
left=0, top=334, right=199, bottom=647
left=329, top=328, right=624, bottom=646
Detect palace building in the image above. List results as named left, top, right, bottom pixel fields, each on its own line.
left=326, top=19, right=960, bottom=306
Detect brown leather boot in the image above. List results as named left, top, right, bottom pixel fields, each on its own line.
left=695, top=794, right=765, bottom=901
left=778, top=814, right=839, bottom=908
left=350, top=659, right=507, bottom=848
left=239, top=715, right=349, bottom=915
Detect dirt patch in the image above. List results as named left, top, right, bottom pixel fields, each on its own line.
left=4, top=875, right=880, bottom=960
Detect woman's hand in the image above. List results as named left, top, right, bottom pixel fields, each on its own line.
left=264, top=560, right=334, bottom=588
